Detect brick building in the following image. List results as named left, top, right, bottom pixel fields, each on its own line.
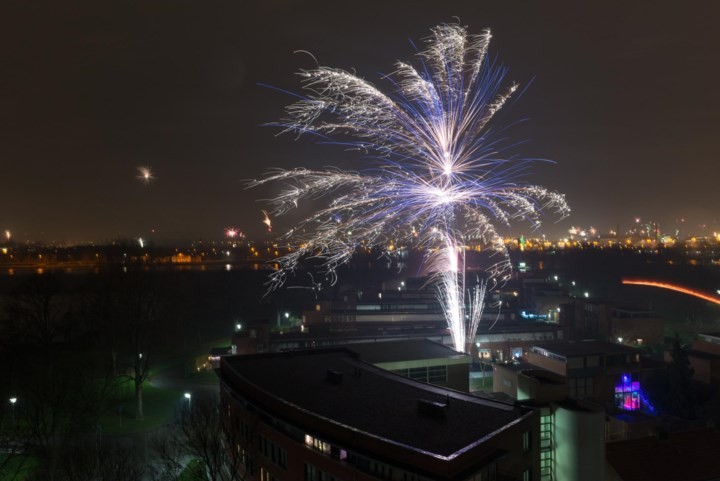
left=220, top=348, right=540, bottom=480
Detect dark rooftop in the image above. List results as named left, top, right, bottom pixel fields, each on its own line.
left=493, top=361, right=536, bottom=373
left=687, top=349, right=720, bottom=360
left=606, top=428, right=720, bottom=481
left=221, top=348, right=531, bottom=458
left=699, top=332, right=720, bottom=341
left=532, top=340, right=640, bottom=358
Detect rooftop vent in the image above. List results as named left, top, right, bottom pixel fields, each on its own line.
left=417, top=399, right=447, bottom=419
left=326, top=369, right=343, bottom=384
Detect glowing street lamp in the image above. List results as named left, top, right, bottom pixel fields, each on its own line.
left=184, top=392, right=191, bottom=411
left=9, top=397, right=17, bottom=422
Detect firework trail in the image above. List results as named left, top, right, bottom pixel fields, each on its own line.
left=261, top=210, right=272, bottom=232
left=250, top=24, right=569, bottom=352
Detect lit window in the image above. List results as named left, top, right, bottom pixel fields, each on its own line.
left=523, top=430, right=531, bottom=453
left=614, top=373, right=641, bottom=411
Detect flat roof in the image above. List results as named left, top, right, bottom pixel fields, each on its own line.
left=699, top=332, right=720, bottom=341
left=606, top=428, right=720, bottom=481
left=687, top=349, right=720, bottom=361
left=221, top=348, right=531, bottom=458
left=346, top=339, right=468, bottom=364
left=531, top=340, right=639, bottom=358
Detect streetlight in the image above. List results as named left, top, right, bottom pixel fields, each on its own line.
left=9, top=397, right=16, bottom=422
left=184, top=392, right=191, bottom=411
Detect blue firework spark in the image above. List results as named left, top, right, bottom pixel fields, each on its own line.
left=250, top=24, right=569, bottom=351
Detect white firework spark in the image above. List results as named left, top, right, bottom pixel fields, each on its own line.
left=261, top=210, right=272, bottom=232
left=137, top=166, right=154, bottom=186
left=250, top=24, right=569, bottom=352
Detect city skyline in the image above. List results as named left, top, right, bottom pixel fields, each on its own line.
left=2, top=1, right=720, bottom=243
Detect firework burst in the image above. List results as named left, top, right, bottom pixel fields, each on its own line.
left=250, top=24, right=569, bottom=352
left=225, top=227, right=241, bottom=239
left=137, top=166, right=154, bottom=186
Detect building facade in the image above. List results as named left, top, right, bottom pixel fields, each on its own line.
left=220, top=348, right=540, bottom=480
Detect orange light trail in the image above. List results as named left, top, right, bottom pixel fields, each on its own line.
left=622, top=279, right=720, bottom=305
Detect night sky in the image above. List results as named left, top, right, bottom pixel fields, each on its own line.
left=3, top=0, right=719, bottom=243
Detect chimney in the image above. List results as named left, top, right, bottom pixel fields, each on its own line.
left=417, top=399, right=447, bottom=419
left=326, top=369, right=343, bottom=384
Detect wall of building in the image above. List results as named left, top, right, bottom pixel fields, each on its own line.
left=517, top=372, right=567, bottom=403
left=526, top=351, right=567, bottom=376
left=378, top=358, right=470, bottom=392
left=553, top=402, right=605, bottom=481
left=220, top=355, right=540, bottom=481
left=492, top=365, right=520, bottom=399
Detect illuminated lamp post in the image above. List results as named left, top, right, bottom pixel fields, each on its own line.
left=9, top=397, right=17, bottom=422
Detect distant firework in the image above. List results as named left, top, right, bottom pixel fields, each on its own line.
left=261, top=210, right=272, bottom=232
left=225, top=227, right=241, bottom=239
left=622, top=279, right=720, bottom=305
left=251, top=24, right=568, bottom=352
left=137, top=166, right=154, bottom=186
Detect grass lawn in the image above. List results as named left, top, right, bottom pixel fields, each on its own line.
left=179, top=459, right=205, bottom=481
left=0, top=455, right=38, bottom=481
left=184, top=368, right=219, bottom=385
left=470, top=375, right=493, bottom=392
left=98, top=381, right=182, bottom=435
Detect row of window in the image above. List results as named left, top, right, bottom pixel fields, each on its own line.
left=391, top=365, right=447, bottom=384
left=260, top=434, right=288, bottom=469
left=568, top=376, right=594, bottom=399
left=305, top=463, right=341, bottom=481
left=227, top=389, right=509, bottom=481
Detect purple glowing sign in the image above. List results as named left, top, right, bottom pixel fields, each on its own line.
left=615, top=373, right=640, bottom=411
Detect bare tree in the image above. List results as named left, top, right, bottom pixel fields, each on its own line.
left=4, top=274, right=72, bottom=356
left=0, top=405, right=29, bottom=481
left=113, top=269, right=163, bottom=420
left=25, top=444, right=145, bottom=481
left=152, top=393, right=245, bottom=481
